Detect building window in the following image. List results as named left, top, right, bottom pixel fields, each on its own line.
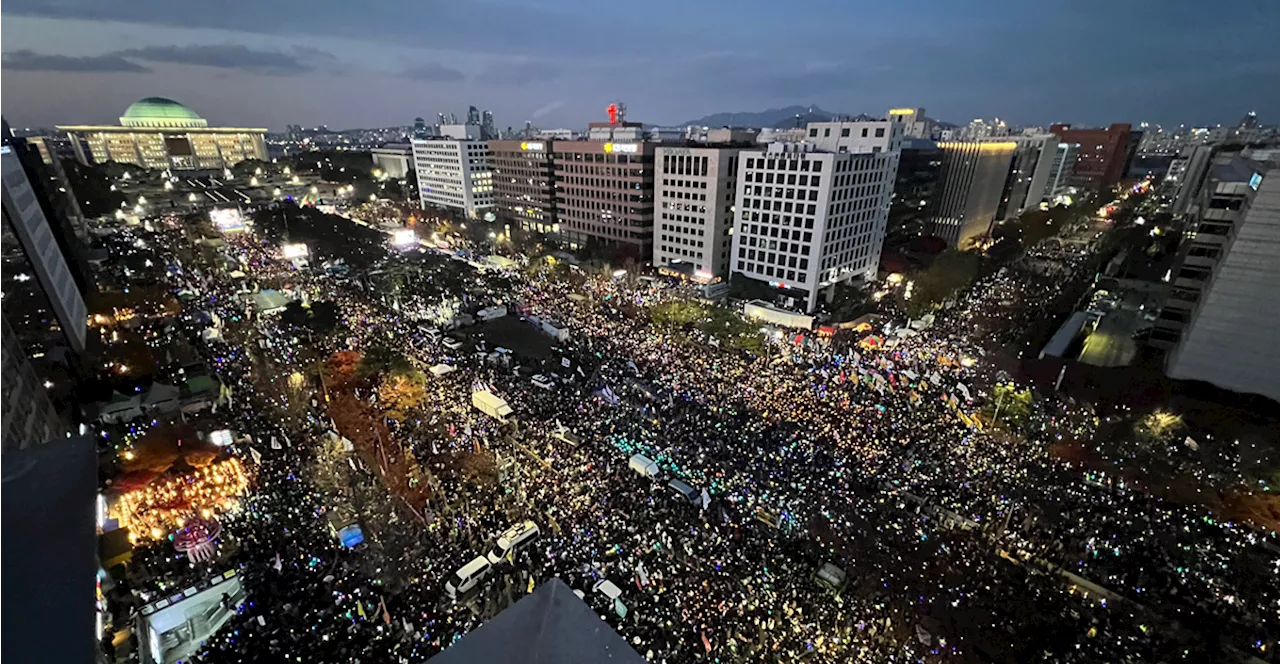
left=823, top=128, right=831, bottom=137
left=875, top=127, right=885, bottom=137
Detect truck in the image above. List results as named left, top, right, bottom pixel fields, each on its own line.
left=477, top=305, right=507, bottom=322
left=472, top=390, right=513, bottom=422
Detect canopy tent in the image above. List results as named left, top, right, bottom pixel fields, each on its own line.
left=428, top=578, right=646, bottom=664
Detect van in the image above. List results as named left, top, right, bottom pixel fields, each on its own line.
left=593, top=579, right=623, bottom=601
left=628, top=454, right=660, bottom=479
left=531, top=374, right=555, bottom=390
left=445, top=556, right=492, bottom=599
left=442, top=337, right=464, bottom=351
left=666, top=478, right=698, bottom=503
left=486, top=520, right=540, bottom=565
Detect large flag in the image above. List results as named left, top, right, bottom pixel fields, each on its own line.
left=702, top=631, right=713, bottom=653
left=357, top=600, right=367, bottom=620
left=955, top=382, right=972, bottom=402
left=249, top=447, right=263, bottom=465
left=380, top=596, right=391, bottom=624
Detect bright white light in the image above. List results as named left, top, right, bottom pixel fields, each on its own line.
left=612, top=269, right=628, bottom=278
left=282, top=243, right=309, bottom=259
left=392, top=229, right=416, bottom=246
left=209, top=429, right=234, bottom=446
left=43, top=380, right=54, bottom=389
left=210, top=208, right=246, bottom=232
left=14, top=273, right=31, bottom=282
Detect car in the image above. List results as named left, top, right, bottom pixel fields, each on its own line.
left=531, top=374, right=555, bottom=390
left=442, top=337, right=464, bottom=351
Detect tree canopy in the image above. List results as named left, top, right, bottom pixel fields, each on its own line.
left=903, top=249, right=981, bottom=317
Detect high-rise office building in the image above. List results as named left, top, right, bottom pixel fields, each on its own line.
left=927, top=139, right=1019, bottom=247
left=924, top=135, right=1055, bottom=247
left=887, top=108, right=937, bottom=139
left=653, top=145, right=745, bottom=280
left=489, top=139, right=557, bottom=233
left=731, top=128, right=899, bottom=312
left=550, top=133, right=655, bottom=257
left=58, top=97, right=267, bottom=170
left=1155, top=157, right=1279, bottom=400
left=1044, top=141, right=1079, bottom=201
left=1049, top=123, right=1141, bottom=191
left=2, top=144, right=88, bottom=356
left=887, top=138, right=942, bottom=244
left=1164, top=145, right=1216, bottom=218
left=0, top=313, right=67, bottom=450
left=411, top=135, right=493, bottom=219
left=413, top=117, right=429, bottom=140
left=995, top=134, right=1056, bottom=221
left=481, top=110, right=496, bottom=141
left=467, top=106, right=482, bottom=126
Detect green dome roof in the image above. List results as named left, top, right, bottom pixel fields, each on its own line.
left=121, top=97, right=202, bottom=121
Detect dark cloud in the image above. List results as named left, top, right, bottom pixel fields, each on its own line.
left=1, top=0, right=711, bottom=59
left=115, top=44, right=333, bottom=75
left=476, top=61, right=560, bottom=86
left=2, top=49, right=150, bottom=72
left=399, top=63, right=466, bottom=82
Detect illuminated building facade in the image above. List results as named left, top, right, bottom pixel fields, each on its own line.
left=731, top=133, right=898, bottom=313
left=653, top=145, right=744, bottom=280
left=489, top=140, right=557, bottom=233
left=927, top=139, right=1019, bottom=247
left=1048, top=123, right=1140, bottom=191
left=551, top=139, right=655, bottom=256
left=58, top=97, right=267, bottom=171
left=412, top=137, right=494, bottom=219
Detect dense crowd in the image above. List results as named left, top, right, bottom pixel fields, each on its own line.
left=99, top=208, right=1278, bottom=664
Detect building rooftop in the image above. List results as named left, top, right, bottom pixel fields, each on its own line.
left=122, top=97, right=202, bottom=122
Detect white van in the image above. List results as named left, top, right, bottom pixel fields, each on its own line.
left=442, top=337, right=464, bottom=351
left=486, top=520, right=540, bottom=565
left=445, top=556, right=492, bottom=599
left=531, top=374, right=555, bottom=390
left=628, top=454, right=660, bottom=479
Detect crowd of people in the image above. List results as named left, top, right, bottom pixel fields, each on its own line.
left=97, top=205, right=1277, bottom=664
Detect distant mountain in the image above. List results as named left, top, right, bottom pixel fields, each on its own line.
left=679, top=105, right=849, bottom=129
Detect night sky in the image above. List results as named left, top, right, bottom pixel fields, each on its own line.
left=3, top=0, right=1277, bottom=131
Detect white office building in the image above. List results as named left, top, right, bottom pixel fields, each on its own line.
left=411, top=138, right=493, bottom=218
left=731, top=131, right=899, bottom=313
left=1161, top=157, right=1280, bottom=400
left=805, top=119, right=904, bottom=154
left=653, top=146, right=745, bottom=281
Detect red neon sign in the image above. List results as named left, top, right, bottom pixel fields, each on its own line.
left=606, top=103, right=619, bottom=124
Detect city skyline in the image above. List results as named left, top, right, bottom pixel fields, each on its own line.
left=3, top=0, right=1278, bottom=131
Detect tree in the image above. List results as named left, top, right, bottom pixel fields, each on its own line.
left=902, top=249, right=980, bottom=317
left=281, top=300, right=340, bottom=336
left=1012, top=209, right=1060, bottom=247
left=377, top=371, right=428, bottom=422
left=357, top=345, right=414, bottom=380
left=61, top=159, right=126, bottom=218
left=325, top=350, right=363, bottom=388
left=1135, top=410, right=1185, bottom=445
left=981, top=383, right=1034, bottom=432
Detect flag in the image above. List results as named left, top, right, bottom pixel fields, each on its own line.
left=527, top=576, right=535, bottom=594
left=249, top=447, right=263, bottom=465
left=357, top=600, right=367, bottom=620
left=955, top=382, right=972, bottom=402
left=701, top=631, right=712, bottom=653
left=700, top=488, right=711, bottom=511
left=380, top=596, right=391, bottom=624
left=271, top=436, right=282, bottom=450
left=272, top=552, right=282, bottom=572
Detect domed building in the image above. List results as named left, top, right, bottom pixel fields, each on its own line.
left=58, top=97, right=267, bottom=170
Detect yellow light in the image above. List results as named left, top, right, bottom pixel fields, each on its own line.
left=603, top=143, right=614, bottom=153
left=123, top=450, right=135, bottom=461
left=887, top=273, right=903, bottom=284
left=888, top=108, right=916, bottom=115
left=520, top=142, right=529, bottom=150
left=937, top=141, right=1018, bottom=152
